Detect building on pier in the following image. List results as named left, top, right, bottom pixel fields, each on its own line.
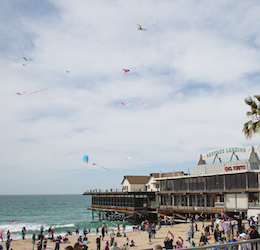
left=85, top=145, right=260, bottom=222
left=155, top=145, right=260, bottom=218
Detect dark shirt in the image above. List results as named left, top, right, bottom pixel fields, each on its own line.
left=164, top=239, right=173, bottom=249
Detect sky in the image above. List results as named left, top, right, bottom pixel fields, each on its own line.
left=1, top=0, right=260, bottom=195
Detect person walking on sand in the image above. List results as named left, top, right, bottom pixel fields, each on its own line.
left=187, top=226, right=192, bottom=243
left=147, top=226, right=152, bottom=242
left=102, top=225, right=105, bottom=240
left=110, top=229, right=115, bottom=247
left=96, top=235, right=101, bottom=250
left=164, top=231, right=174, bottom=250
left=32, top=234, right=36, bottom=250
left=22, top=227, right=26, bottom=240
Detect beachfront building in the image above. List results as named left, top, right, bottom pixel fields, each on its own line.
left=155, top=145, right=260, bottom=218
left=121, top=175, right=150, bottom=192
left=146, top=172, right=186, bottom=192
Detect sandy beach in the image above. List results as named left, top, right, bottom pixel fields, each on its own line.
left=0, top=221, right=249, bottom=250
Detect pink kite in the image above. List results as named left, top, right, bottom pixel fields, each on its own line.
left=16, top=88, right=48, bottom=95
left=121, top=102, right=146, bottom=107
left=122, top=61, right=144, bottom=73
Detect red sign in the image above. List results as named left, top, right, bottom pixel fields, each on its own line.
left=225, top=165, right=246, bottom=171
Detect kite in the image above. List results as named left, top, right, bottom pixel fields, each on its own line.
left=22, top=56, right=36, bottom=66
left=125, top=157, right=150, bottom=161
left=121, top=102, right=146, bottom=107
left=66, top=65, right=80, bottom=73
left=16, top=88, right=48, bottom=95
left=137, top=24, right=147, bottom=31
left=221, top=212, right=234, bottom=221
left=93, top=163, right=110, bottom=171
left=121, top=102, right=131, bottom=107
left=122, top=61, right=144, bottom=73
left=137, top=21, right=159, bottom=31
left=65, top=129, right=87, bottom=139
left=83, top=155, right=89, bottom=163
left=54, top=145, right=105, bottom=158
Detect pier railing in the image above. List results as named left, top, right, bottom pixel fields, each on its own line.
left=143, top=238, right=260, bottom=250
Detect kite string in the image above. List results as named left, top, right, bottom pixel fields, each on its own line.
left=54, top=145, right=105, bottom=158
left=65, top=129, right=87, bottom=139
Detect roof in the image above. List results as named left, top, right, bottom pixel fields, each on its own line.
left=121, top=175, right=150, bottom=184
left=150, top=172, right=184, bottom=178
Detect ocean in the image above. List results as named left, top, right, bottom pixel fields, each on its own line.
left=0, top=195, right=133, bottom=241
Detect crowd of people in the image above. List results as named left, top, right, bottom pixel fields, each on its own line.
left=0, top=214, right=260, bottom=250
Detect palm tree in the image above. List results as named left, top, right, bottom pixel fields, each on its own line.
left=243, top=95, right=260, bottom=139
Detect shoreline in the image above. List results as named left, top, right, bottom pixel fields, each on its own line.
left=0, top=220, right=251, bottom=250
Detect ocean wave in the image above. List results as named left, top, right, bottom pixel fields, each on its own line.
left=52, top=224, right=75, bottom=229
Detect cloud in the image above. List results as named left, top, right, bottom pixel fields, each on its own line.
left=1, top=0, right=260, bottom=194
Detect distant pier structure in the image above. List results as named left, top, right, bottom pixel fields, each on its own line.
left=84, top=190, right=158, bottom=224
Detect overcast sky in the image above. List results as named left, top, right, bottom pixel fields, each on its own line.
left=1, top=0, right=260, bottom=195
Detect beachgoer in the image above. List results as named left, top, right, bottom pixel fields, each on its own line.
left=130, top=240, right=135, bottom=247
left=77, top=235, right=82, bottom=243
left=235, top=215, right=243, bottom=235
left=37, top=240, right=42, bottom=250
left=122, top=223, right=126, bottom=233
left=228, top=235, right=237, bottom=250
left=147, top=226, right=152, bottom=242
left=187, top=226, right=192, bottom=243
left=104, top=241, right=109, bottom=250
left=32, top=234, right=36, bottom=250
left=75, top=225, right=79, bottom=236
left=200, top=232, right=208, bottom=245
left=43, top=239, right=47, bottom=249
left=101, top=225, right=105, bottom=240
left=164, top=231, right=174, bottom=250
left=249, top=225, right=260, bottom=239
left=153, top=244, right=162, bottom=250
left=238, top=233, right=251, bottom=250
left=55, top=236, right=60, bottom=250
left=96, top=226, right=99, bottom=235
left=111, top=242, right=120, bottom=250
left=7, top=230, right=10, bottom=241
left=40, top=225, right=44, bottom=234
left=191, top=241, right=195, bottom=247
left=176, top=236, right=183, bottom=249
left=151, top=223, right=156, bottom=239
left=51, top=228, right=54, bottom=239
left=73, top=242, right=83, bottom=250
left=6, top=239, right=11, bottom=250
left=22, top=227, right=26, bottom=240
left=110, top=229, right=115, bottom=246
left=96, top=235, right=101, bottom=250
left=0, top=230, right=3, bottom=242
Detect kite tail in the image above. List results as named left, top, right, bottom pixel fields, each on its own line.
left=130, top=61, right=144, bottom=71
left=146, top=21, right=160, bottom=29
